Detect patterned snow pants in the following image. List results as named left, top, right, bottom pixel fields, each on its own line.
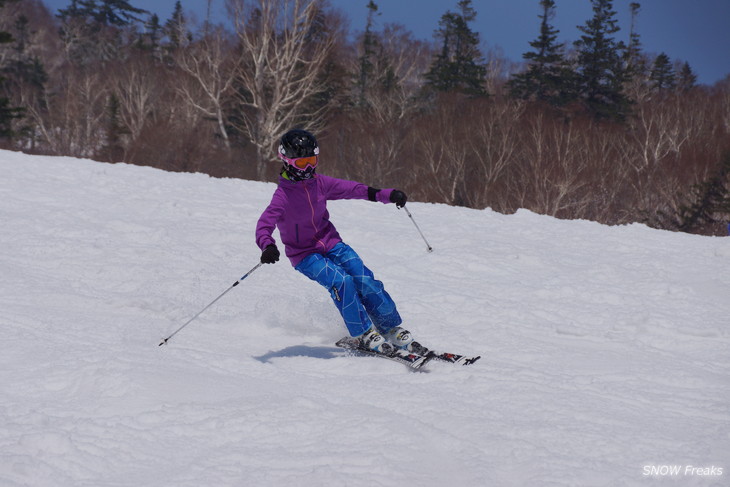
left=295, top=242, right=402, bottom=337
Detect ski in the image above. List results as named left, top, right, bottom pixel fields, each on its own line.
left=431, top=351, right=481, bottom=365
left=335, top=336, right=433, bottom=370
left=410, top=342, right=481, bottom=366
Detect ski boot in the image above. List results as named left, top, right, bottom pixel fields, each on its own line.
left=384, top=327, right=429, bottom=355
left=359, top=327, right=394, bottom=354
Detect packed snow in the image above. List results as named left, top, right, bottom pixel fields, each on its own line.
left=1, top=150, right=728, bottom=486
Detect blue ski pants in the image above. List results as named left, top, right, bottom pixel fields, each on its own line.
left=295, top=242, right=402, bottom=337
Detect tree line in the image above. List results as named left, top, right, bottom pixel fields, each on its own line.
left=0, top=0, right=728, bottom=234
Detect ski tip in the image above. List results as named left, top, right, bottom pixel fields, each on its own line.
left=158, top=338, right=168, bottom=347
left=412, top=351, right=437, bottom=370
left=464, top=355, right=481, bottom=365
left=410, top=359, right=430, bottom=371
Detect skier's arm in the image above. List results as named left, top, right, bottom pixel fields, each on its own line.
left=255, top=190, right=285, bottom=250
left=319, top=174, right=402, bottom=205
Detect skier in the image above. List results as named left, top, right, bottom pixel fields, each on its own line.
left=255, top=129, right=414, bottom=355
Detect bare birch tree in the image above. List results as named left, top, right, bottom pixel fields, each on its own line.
left=411, top=99, right=470, bottom=205
left=468, top=98, right=523, bottom=208
left=356, top=24, right=429, bottom=123
left=510, top=112, right=595, bottom=218
left=30, top=68, right=107, bottom=157
left=335, top=24, right=430, bottom=187
left=175, top=27, right=238, bottom=150
left=109, top=56, right=164, bottom=154
left=227, top=0, right=338, bottom=179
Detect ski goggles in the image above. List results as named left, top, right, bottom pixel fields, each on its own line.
left=279, top=153, right=319, bottom=170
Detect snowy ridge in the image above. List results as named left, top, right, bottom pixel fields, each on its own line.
left=1, top=150, right=728, bottom=486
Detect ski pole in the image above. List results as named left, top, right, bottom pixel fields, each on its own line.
left=159, top=262, right=263, bottom=346
left=403, top=206, right=433, bottom=253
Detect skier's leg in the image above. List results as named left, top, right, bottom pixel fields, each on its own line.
left=295, top=252, right=372, bottom=337
left=326, top=242, right=402, bottom=333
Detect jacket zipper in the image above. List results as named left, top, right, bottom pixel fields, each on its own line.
left=304, top=183, right=327, bottom=251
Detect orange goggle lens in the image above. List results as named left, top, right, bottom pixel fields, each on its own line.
left=280, top=154, right=318, bottom=170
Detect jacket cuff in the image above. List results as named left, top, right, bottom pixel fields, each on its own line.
left=367, top=186, right=380, bottom=202
left=376, top=188, right=393, bottom=204
left=257, top=236, right=276, bottom=250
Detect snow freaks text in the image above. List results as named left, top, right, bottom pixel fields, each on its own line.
left=642, top=465, right=723, bottom=477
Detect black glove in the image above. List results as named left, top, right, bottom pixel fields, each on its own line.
left=261, top=244, right=280, bottom=264
left=390, top=190, right=407, bottom=208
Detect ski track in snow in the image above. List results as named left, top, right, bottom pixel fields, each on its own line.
left=1, top=150, right=728, bottom=486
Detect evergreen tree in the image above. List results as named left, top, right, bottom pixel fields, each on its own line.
left=508, top=0, right=575, bottom=106
left=674, top=152, right=730, bottom=233
left=290, top=2, right=345, bottom=132
left=58, top=0, right=148, bottom=63
left=424, top=0, right=487, bottom=96
left=137, top=14, right=163, bottom=59
left=356, top=1, right=380, bottom=107
left=101, top=93, right=127, bottom=162
left=573, top=0, right=631, bottom=120
left=2, top=13, right=47, bottom=139
left=57, top=0, right=91, bottom=21
left=90, top=0, right=147, bottom=26
left=623, top=2, right=645, bottom=80
left=676, top=62, right=697, bottom=92
left=58, top=0, right=146, bottom=26
left=164, top=1, right=190, bottom=50
left=5, top=15, right=48, bottom=89
left=0, top=0, right=23, bottom=139
left=649, top=53, right=675, bottom=91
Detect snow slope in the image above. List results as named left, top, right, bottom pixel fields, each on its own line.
left=1, top=150, right=728, bottom=487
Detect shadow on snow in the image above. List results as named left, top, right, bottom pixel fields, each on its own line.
left=254, top=345, right=343, bottom=363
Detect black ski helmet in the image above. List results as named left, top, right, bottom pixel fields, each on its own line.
left=279, top=129, right=318, bottom=159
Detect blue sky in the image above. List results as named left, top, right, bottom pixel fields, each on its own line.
left=42, top=0, right=730, bottom=85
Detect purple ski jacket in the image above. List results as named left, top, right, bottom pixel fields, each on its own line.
left=256, top=174, right=395, bottom=266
